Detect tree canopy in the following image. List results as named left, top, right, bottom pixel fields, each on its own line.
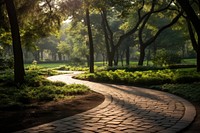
left=0, top=0, right=199, bottom=81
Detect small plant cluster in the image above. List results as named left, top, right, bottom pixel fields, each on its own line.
left=75, top=69, right=200, bottom=85
left=0, top=69, right=90, bottom=109
left=153, top=49, right=182, bottom=67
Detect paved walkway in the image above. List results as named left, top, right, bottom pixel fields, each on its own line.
left=15, top=72, right=196, bottom=133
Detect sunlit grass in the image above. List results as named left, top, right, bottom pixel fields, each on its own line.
left=24, top=62, right=67, bottom=68
left=24, top=58, right=196, bottom=69
left=182, top=58, right=196, bottom=65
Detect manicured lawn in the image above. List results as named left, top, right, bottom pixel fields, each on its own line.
left=24, top=58, right=196, bottom=68
left=182, top=58, right=196, bottom=65
left=24, top=62, right=67, bottom=68
left=94, top=60, right=153, bottom=66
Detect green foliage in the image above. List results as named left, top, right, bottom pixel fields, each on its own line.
left=54, top=65, right=89, bottom=71
left=0, top=69, right=90, bottom=108
left=153, top=49, right=182, bottom=66
left=173, top=69, right=200, bottom=83
left=151, top=83, right=200, bottom=102
left=0, top=56, right=14, bottom=70
left=75, top=69, right=174, bottom=85
left=75, top=69, right=200, bottom=85
left=25, top=64, right=59, bottom=76
left=70, top=57, right=86, bottom=66
left=0, top=69, right=14, bottom=83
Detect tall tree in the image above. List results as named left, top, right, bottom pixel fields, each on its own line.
left=177, top=0, right=200, bottom=71
left=136, top=0, right=183, bottom=65
left=99, top=0, right=181, bottom=66
left=5, top=0, right=25, bottom=84
left=85, top=3, right=94, bottom=73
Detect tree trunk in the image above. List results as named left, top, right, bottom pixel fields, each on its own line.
left=102, top=53, right=105, bottom=66
left=40, top=50, right=43, bottom=61
left=197, top=47, right=200, bottom=72
left=120, top=53, right=124, bottom=67
left=153, top=41, right=157, bottom=58
left=177, top=0, right=200, bottom=72
left=108, top=53, right=113, bottom=67
left=138, top=45, right=145, bottom=66
left=58, top=53, right=62, bottom=61
left=126, top=45, right=130, bottom=66
left=5, top=0, right=25, bottom=84
left=86, top=7, right=94, bottom=73
left=114, top=50, right=118, bottom=66
left=146, top=48, right=151, bottom=66
left=101, top=16, right=112, bottom=67
left=35, top=51, right=40, bottom=62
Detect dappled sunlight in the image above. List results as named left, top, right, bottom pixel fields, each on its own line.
left=15, top=74, right=195, bottom=132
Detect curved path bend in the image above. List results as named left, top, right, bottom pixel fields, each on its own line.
left=16, top=73, right=196, bottom=133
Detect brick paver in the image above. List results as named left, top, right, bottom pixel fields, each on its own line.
left=15, top=72, right=196, bottom=133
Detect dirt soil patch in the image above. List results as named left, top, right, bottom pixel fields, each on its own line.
left=0, top=92, right=104, bottom=133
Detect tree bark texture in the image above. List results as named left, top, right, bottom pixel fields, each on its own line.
left=5, top=0, right=25, bottom=84
left=138, top=45, right=145, bottom=66
left=86, top=7, right=94, bottom=73
left=177, top=0, right=200, bottom=72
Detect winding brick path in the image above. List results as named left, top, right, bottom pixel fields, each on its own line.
left=15, top=72, right=196, bottom=133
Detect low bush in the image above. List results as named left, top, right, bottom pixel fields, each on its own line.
left=151, top=83, right=200, bottom=102
left=75, top=69, right=200, bottom=85
left=75, top=69, right=174, bottom=85
left=0, top=69, right=90, bottom=108
left=54, top=65, right=89, bottom=71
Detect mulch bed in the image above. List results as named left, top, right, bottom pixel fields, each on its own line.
left=0, top=92, right=104, bottom=133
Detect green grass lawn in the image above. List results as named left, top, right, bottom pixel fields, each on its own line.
left=24, top=58, right=196, bottom=68
left=24, top=62, right=68, bottom=68
left=182, top=58, right=196, bottom=65
left=94, top=60, right=152, bottom=66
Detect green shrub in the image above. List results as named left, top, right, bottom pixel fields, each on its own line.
left=173, top=70, right=200, bottom=83
left=75, top=69, right=200, bottom=85
left=0, top=56, right=14, bottom=70
left=54, top=65, right=89, bottom=71
left=153, top=49, right=181, bottom=66
left=0, top=70, right=90, bottom=108
left=155, top=83, right=200, bottom=102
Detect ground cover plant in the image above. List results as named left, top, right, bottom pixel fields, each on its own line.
left=75, top=68, right=200, bottom=85
left=151, top=83, right=200, bottom=102
left=0, top=67, right=90, bottom=109
left=75, top=68, right=200, bottom=103
left=53, top=65, right=89, bottom=71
